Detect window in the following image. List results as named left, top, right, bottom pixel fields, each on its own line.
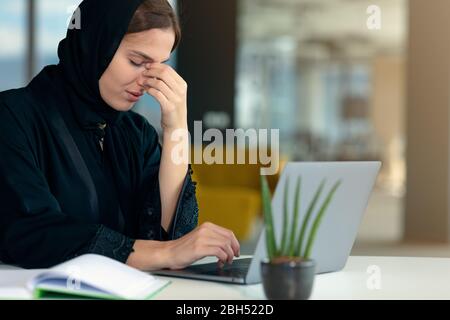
left=36, top=0, right=83, bottom=72
left=0, top=0, right=27, bottom=91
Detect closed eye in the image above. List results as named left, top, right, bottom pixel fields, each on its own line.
left=129, top=59, right=143, bottom=67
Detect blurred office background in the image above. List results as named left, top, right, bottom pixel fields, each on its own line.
left=2, top=0, right=449, bottom=257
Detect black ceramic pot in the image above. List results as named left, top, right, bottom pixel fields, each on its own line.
left=261, top=259, right=316, bottom=300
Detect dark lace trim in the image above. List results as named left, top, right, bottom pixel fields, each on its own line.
left=170, top=166, right=199, bottom=240
left=86, top=225, right=136, bottom=263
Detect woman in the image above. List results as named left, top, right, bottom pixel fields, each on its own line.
left=0, top=0, right=239, bottom=270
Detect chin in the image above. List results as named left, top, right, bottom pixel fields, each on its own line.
left=110, top=101, right=135, bottom=112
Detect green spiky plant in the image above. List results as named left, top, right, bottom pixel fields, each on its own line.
left=260, top=175, right=341, bottom=262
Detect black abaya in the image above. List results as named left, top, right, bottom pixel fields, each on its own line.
left=0, top=0, right=198, bottom=269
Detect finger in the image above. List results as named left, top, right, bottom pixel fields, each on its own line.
left=143, top=77, right=178, bottom=102
left=145, top=63, right=186, bottom=87
left=203, top=223, right=240, bottom=257
left=146, top=87, right=170, bottom=111
left=198, top=233, right=233, bottom=257
left=205, top=238, right=235, bottom=265
left=143, top=67, right=181, bottom=94
left=224, top=244, right=234, bottom=264
left=204, top=246, right=228, bottom=265
left=211, top=227, right=240, bottom=258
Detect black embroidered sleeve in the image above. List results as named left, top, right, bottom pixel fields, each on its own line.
left=67, top=225, right=136, bottom=263
left=167, top=166, right=199, bottom=240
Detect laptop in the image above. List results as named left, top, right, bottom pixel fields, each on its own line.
left=152, top=161, right=381, bottom=284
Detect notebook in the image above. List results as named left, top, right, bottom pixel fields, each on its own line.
left=0, top=254, right=170, bottom=300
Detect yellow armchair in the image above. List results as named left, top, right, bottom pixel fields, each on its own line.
left=191, top=147, right=279, bottom=241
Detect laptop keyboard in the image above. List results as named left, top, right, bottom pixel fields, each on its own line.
left=184, top=258, right=252, bottom=279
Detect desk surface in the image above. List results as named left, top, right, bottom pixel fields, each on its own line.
left=2, top=256, right=450, bottom=299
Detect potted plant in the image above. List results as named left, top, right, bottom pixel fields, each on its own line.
left=260, top=174, right=341, bottom=300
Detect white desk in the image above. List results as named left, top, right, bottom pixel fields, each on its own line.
left=2, top=256, right=450, bottom=299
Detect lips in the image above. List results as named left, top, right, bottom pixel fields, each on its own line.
left=127, top=90, right=143, bottom=97
left=126, top=90, right=143, bottom=102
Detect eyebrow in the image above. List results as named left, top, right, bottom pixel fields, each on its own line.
left=130, top=50, right=170, bottom=63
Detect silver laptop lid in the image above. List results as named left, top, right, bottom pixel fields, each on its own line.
left=245, top=161, right=381, bottom=284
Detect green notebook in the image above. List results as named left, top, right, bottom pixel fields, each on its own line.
left=0, top=254, right=170, bottom=300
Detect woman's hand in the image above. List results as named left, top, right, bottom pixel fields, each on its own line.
left=126, top=222, right=240, bottom=271
left=164, top=222, right=241, bottom=270
left=142, top=63, right=188, bottom=132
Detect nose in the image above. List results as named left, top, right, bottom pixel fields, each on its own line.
left=136, top=73, right=149, bottom=93
left=136, top=76, right=146, bottom=91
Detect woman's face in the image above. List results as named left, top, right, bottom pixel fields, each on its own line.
left=99, top=28, right=175, bottom=111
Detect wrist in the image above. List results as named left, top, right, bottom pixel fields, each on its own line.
left=162, top=126, right=189, bottom=155
left=126, top=239, right=171, bottom=271
left=162, top=123, right=188, bottom=136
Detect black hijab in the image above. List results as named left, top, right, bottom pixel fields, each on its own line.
left=57, top=0, right=145, bottom=126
